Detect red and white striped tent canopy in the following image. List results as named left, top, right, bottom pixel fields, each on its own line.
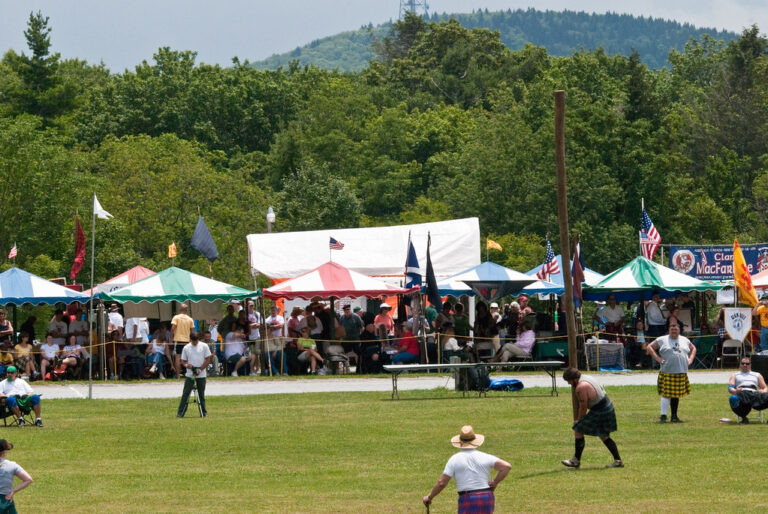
left=83, top=265, right=156, bottom=296
left=263, top=261, right=419, bottom=300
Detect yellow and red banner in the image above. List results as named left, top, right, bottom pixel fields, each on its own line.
left=486, top=238, right=502, bottom=251
left=734, top=238, right=758, bottom=307
left=168, top=242, right=177, bottom=259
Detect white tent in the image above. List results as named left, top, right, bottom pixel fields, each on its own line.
left=247, top=218, right=481, bottom=281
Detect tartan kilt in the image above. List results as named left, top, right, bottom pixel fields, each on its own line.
left=657, top=372, right=690, bottom=398
left=573, top=397, right=617, bottom=437
left=458, top=491, right=495, bottom=513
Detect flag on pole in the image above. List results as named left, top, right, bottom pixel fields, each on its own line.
left=536, top=236, right=560, bottom=280
left=405, top=239, right=421, bottom=288
left=486, top=238, right=503, bottom=251
left=7, top=243, right=17, bottom=260
left=571, top=234, right=584, bottom=308
left=329, top=237, right=344, bottom=250
left=734, top=237, right=758, bottom=307
left=425, top=233, right=442, bottom=312
left=70, top=216, right=86, bottom=279
left=190, top=215, right=219, bottom=262
left=640, top=208, right=660, bottom=260
left=93, top=195, right=113, bottom=219
left=168, top=242, right=177, bottom=259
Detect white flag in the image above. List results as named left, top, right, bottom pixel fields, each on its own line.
left=93, top=195, right=113, bottom=219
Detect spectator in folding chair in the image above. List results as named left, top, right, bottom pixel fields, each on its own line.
left=492, top=320, right=535, bottom=363
left=728, top=357, right=768, bottom=424
left=59, top=334, right=86, bottom=378
left=0, top=367, right=42, bottom=427
left=12, top=333, right=36, bottom=381
left=0, top=439, right=33, bottom=512
left=597, top=294, right=625, bottom=344
left=39, top=334, right=59, bottom=381
left=391, top=322, right=419, bottom=364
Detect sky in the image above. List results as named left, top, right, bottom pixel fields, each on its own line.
left=0, top=1, right=766, bottom=72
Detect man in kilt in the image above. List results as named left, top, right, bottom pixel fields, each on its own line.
left=561, top=368, right=623, bottom=469
left=646, top=323, right=696, bottom=423
left=423, top=425, right=511, bottom=513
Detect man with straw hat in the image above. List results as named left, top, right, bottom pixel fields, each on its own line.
left=423, top=425, right=511, bottom=513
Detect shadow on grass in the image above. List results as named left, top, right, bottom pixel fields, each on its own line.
left=517, top=466, right=619, bottom=479
left=381, top=392, right=561, bottom=402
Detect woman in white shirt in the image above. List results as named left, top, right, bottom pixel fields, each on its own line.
left=39, top=334, right=59, bottom=380
left=146, top=331, right=173, bottom=379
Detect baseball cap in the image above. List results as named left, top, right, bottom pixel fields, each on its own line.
left=353, top=307, right=362, bottom=313
left=0, top=440, right=13, bottom=451
left=343, top=304, right=351, bottom=310
left=6, top=366, right=17, bottom=373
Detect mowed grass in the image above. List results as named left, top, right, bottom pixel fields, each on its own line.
left=8, top=383, right=768, bottom=513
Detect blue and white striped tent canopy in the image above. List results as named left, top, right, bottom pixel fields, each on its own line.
left=525, top=254, right=605, bottom=286
left=431, top=277, right=564, bottom=297
left=0, top=267, right=89, bottom=306
left=448, top=261, right=538, bottom=301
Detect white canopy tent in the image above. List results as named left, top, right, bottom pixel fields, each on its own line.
left=247, top=218, right=481, bottom=282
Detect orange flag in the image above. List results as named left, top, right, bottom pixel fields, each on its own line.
left=168, top=242, right=177, bottom=259
left=486, top=238, right=503, bottom=251
left=733, top=238, right=758, bottom=307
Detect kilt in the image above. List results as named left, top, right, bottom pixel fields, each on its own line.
left=657, top=372, right=690, bottom=398
left=458, top=491, right=495, bottom=513
left=573, top=397, right=617, bottom=437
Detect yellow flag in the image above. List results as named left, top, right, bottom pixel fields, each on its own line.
left=487, top=238, right=503, bottom=251
left=733, top=238, right=757, bottom=307
left=168, top=242, right=177, bottom=259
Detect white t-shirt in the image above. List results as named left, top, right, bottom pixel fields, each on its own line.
left=224, top=331, right=246, bottom=358
left=40, top=343, right=59, bottom=360
left=602, top=305, right=625, bottom=324
left=443, top=449, right=498, bottom=492
left=248, top=311, right=262, bottom=340
left=69, top=319, right=89, bottom=346
left=124, top=318, right=150, bottom=343
left=62, top=344, right=82, bottom=358
left=108, top=311, right=124, bottom=329
left=0, top=459, right=24, bottom=495
left=1, top=377, right=33, bottom=397
left=265, top=315, right=285, bottom=339
left=298, top=315, right=323, bottom=336
left=181, top=342, right=212, bottom=378
left=48, top=320, right=67, bottom=345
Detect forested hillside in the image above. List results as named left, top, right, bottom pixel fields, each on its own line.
left=252, top=8, right=737, bottom=71
left=1, top=12, right=766, bottom=291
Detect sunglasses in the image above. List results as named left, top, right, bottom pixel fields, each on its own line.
left=741, top=362, right=751, bottom=365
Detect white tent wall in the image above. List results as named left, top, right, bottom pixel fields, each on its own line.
left=247, top=218, right=481, bottom=282
left=122, top=300, right=224, bottom=321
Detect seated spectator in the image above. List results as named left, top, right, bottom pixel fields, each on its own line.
left=359, top=323, right=385, bottom=373
left=39, top=334, right=59, bottom=380
left=12, top=333, right=36, bottom=380
left=728, top=357, right=768, bottom=424
left=441, top=323, right=469, bottom=363
left=473, top=302, right=497, bottom=356
left=60, top=334, right=86, bottom=376
left=146, top=332, right=173, bottom=379
left=0, top=366, right=42, bottom=427
left=297, top=327, right=324, bottom=374
left=224, top=327, right=256, bottom=377
left=266, top=331, right=289, bottom=376
left=116, top=342, right=144, bottom=379
left=498, top=302, right=520, bottom=344
left=434, top=301, right=454, bottom=336
left=0, top=342, right=14, bottom=375
left=598, top=294, right=625, bottom=343
left=391, top=322, right=419, bottom=364
left=493, top=320, right=535, bottom=362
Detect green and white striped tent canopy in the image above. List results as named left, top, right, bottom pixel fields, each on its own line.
left=583, top=256, right=724, bottom=302
left=101, top=266, right=258, bottom=320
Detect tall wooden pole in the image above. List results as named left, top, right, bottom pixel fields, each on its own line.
left=554, top=91, right=578, bottom=416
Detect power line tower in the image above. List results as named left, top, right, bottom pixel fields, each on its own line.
left=399, top=0, right=429, bottom=19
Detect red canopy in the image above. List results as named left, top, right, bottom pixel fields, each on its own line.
left=83, top=265, right=156, bottom=296
left=263, top=261, right=419, bottom=300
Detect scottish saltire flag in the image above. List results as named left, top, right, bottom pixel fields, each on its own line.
left=329, top=237, right=344, bottom=250
left=190, top=216, right=219, bottom=262
left=405, top=240, right=421, bottom=288
left=640, top=208, right=661, bottom=259
left=536, top=237, right=560, bottom=280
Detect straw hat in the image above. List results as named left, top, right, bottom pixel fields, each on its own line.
left=451, top=425, right=484, bottom=449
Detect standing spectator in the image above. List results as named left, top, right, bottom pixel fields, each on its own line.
left=0, top=439, right=33, bottom=512
left=286, top=306, right=303, bottom=343
left=598, top=294, right=625, bottom=343
left=39, top=334, right=59, bottom=380
left=752, top=293, right=768, bottom=351
left=19, top=316, right=36, bottom=344
left=339, top=304, right=363, bottom=362
left=518, top=295, right=533, bottom=318
left=355, top=306, right=375, bottom=326
left=201, top=330, right=219, bottom=377
left=107, top=304, right=124, bottom=337
left=0, top=311, right=13, bottom=347
left=435, top=301, right=454, bottom=336
left=170, top=303, right=195, bottom=378
left=561, top=368, right=623, bottom=469
left=246, top=301, right=262, bottom=341
left=124, top=317, right=149, bottom=344
left=176, top=332, right=211, bottom=418
left=422, top=425, right=511, bottom=513
left=373, top=304, right=395, bottom=339
left=452, top=303, right=470, bottom=347
left=474, top=302, right=498, bottom=356
left=217, top=304, right=238, bottom=340
left=47, top=310, right=67, bottom=346
left=265, top=306, right=287, bottom=376
left=646, top=323, right=696, bottom=423
left=69, top=308, right=89, bottom=346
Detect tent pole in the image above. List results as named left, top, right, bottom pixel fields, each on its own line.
left=88, top=199, right=97, bottom=400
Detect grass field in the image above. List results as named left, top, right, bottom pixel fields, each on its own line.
left=7, top=383, right=768, bottom=513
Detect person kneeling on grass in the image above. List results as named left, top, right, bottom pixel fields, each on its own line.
left=561, top=367, right=623, bottom=469
left=0, top=367, right=42, bottom=427
left=423, top=425, right=511, bottom=513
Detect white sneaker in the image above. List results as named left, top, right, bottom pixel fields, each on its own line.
left=149, top=364, right=157, bottom=373
left=249, top=372, right=257, bottom=376
left=159, top=373, right=166, bottom=380
left=231, top=371, right=238, bottom=377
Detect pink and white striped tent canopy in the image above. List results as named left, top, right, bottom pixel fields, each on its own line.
left=263, top=261, right=419, bottom=300
left=83, top=265, right=156, bottom=296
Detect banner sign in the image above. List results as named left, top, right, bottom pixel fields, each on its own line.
left=668, top=244, right=768, bottom=280
left=724, top=307, right=752, bottom=342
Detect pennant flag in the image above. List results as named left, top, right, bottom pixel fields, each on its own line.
left=405, top=240, right=421, bottom=288
left=536, top=236, right=561, bottom=280
left=571, top=234, right=584, bottom=308
left=640, top=208, right=660, bottom=260
left=486, top=238, right=503, bottom=251
left=329, top=237, right=344, bottom=250
left=168, top=242, right=177, bottom=259
left=93, top=195, right=113, bottom=219
left=7, top=243, right=17, bottom=260
left=70, top=216, right=86, bottom=279
left=190, top=216, right=219, bottom=262
left=425, top=233, right=442, bottom=312
left=734, top=238, right=758, bottom=307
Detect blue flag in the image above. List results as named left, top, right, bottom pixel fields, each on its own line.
left=405, top=240, right=422, bottom=288
left=190, top=216, right=219, bottom=262
left=425, top=234, right=442, bottom=312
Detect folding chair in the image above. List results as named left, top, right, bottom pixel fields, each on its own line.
left=693, top=335, right=718, bottom=369
left=0, top=396, right=36, bottom=427
left=721, top=339, right=743, bottom=368
left=475, top=340, right=495, bottom=362
left=325, top=344, right=349, bottom=374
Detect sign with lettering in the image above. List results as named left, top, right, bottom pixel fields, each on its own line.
left=669, top=244, right=768, bottom=280
left=724, top=307, right=752, bottom=342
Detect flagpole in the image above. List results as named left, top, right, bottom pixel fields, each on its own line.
left=88, top=195, right=96, bottom=400
left=639, top=198, right=644, bottom=256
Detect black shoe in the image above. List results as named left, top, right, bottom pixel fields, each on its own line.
left=658, top=415, right=667, bottom=423
left=16, top=419, right=25, bottom=427
left=34, top=419, right=43, bottom=427
left=739, top=417, right=750, bottom=425
left=176, top=414, right=184, bottom=418
left=670, top=416, right=684, bottom=423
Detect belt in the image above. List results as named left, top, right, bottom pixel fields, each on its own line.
left=458, top=488, right=493, bottom=496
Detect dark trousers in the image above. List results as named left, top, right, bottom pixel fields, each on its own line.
left=177, top=377, right=206, bottom=417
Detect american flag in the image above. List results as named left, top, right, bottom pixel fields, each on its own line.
left=536, top=237, right=560, bottom=280
left=329, top=237, right=344, bottom=250
left=640, top=208, right=661, bottom=259
left=7, top=243, right=16, bottom=260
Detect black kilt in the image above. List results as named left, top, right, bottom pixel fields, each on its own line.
left=573, top=397, right=617, bottom=437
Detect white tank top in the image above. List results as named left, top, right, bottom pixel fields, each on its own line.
left=579, top=374, right=606, bottom=408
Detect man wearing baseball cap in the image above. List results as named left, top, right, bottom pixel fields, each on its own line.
left=423, top=425, right=511, bottom=512
left=0, top=438, right=33, bottom=512
left=0, top=367, right=42, bottom=427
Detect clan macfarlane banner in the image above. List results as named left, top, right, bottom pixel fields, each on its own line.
left=668, top=244, right=768, bottom=280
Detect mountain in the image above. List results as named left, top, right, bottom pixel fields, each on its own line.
left=251, top=8, right=738, bottom=71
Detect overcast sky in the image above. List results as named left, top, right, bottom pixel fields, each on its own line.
left=1, top=1, right=765, bottom=72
